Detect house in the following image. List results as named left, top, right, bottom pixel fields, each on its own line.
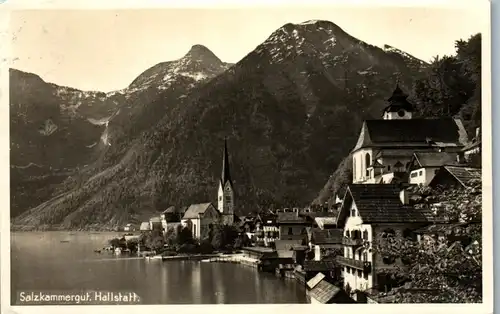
left=149, top=217, right=163, bottom=233
left=407, top=152, right=461, bottom=186
left=255, top=214, right=279, bottom=247
left=351, top=85, right=468, bottom=185
left=428, top=165, right=481, bottom=189
left=123, top=223, right=136, bottom=232
left=303, top=259, right=340, bottom=284
left=139, top=222, right=151, bottom=232
left=277, top=210, right=310, bottom=241
left=160, top=206, right=187, bottom=231
left=309, top=228, right=343, bottom=261
left=336, top=184, right=432, bottom=297
left=181, top=203, right=221, bottom=239
left=306, top=273, right=355, bottom=304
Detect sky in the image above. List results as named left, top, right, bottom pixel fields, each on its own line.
left=8, top=6, right=488, bottom=92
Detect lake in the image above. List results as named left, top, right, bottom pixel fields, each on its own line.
left=10, top=232, right=307, bottom=304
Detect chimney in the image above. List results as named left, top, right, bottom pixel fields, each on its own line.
left=399, top=189, right=410, bottom=205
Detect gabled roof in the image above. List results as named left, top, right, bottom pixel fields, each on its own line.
left=307, top=272, right=326, bottom=289
left=308, top=279, right=342, bottom=303
left=277, top=212, right=307, bottom=224
left=162, top=206, right=177, bottom=214
left=430, top=166, right=481, bottom=188
left=352, top=118, right=468, bottom=152
left=182, top=203, right=217, bottom=219
left=337, top=184, right=432, bottom=226
left=314, top=217, right=337, bottom=229
left=311, top=228, right=343, bottom=245
left=412, top=152, right=460, bottom=168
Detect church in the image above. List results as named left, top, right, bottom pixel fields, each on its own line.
left=180, top=138, right=236, bottom=239
left=351, top=85, right=469, bottom=184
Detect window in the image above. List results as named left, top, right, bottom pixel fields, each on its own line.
left=357, top=270, right=362, bottom=277
left=419, top=170, right=423, bottom=176
left=363, top=272, right=369, bottom=280
left=219, top=196, right=222, bottom=201
left=225, top=196, right=231, bottom=202
left=350, top=209, right=356, bottom=217
left=288, top=227, right=293, bottom=235
left=362, top=252, right=368, bottom=261
left=410, top=171, right=418, bottom=178
left=365, top=153, right=371, bottom=177
left=388, top=165, right=391, bottom=171
left=362, top=230, right=368, bottom=240
left=353, top=158, right=356, bottom=179
left=397, top=109, right=405, bottom=117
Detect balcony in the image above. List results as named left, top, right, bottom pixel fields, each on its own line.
left=342, top=237, right=363, bottom=246
left=337, top=256, right=372, bottom=272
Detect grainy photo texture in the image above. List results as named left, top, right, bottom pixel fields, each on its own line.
left=7, top=5, right=489, bottom=306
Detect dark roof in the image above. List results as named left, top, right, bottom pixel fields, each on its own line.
left=434, top=166, right=482, bottom=188
left=413, top=152, right=460, bottom=168
left=304, top=260, right=337, bottom=272
left=383, top=85, right=414, bottom=113
left=182, top=203, right=217, bottom=219
left=277, top=212, right=307, bottom=224
left=220, top=138, right=233, bottom=187
left=308, top=280, right=342, bottom=303
left=259, top=214, right=277, bottom=225
left=311, top=229, right=343, bottom=245
left=352, top=118, right=468, bottom=152
left=337, top=184, right=432, bottom=225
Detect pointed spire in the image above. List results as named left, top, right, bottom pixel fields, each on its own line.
left=221, top=137, right=232, bottom=186
left=387, top=84, right=408, bottom=103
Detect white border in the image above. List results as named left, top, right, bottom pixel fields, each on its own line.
left=0, top=1, right=493, bottom=314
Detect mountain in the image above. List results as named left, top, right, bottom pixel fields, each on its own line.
left=12, top=20, right=429, bottom=230
left=10, top=45, right=231, bottom=218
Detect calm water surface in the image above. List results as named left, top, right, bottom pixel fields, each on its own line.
left=11, top=232, right=306, bottom=304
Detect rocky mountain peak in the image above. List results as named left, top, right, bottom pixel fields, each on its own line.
left=183, top=44, right=223, bottom=65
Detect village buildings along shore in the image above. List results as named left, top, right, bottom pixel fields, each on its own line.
left=123, top=85, right=482, bottom=304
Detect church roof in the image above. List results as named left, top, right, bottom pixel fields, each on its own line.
left=382, top=85, right=414, bottom=114
left=220, top=138, right=233, bottom=187
left=182, top=203, right=216, bottom=219
left=337, top=184, right=432, bottom=226
left=352, top=118, right=468, bottom=152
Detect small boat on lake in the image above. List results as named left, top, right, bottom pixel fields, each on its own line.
left=60, top=240, right=70, bottom=243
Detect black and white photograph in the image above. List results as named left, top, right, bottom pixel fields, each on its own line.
left=2, top=0, right=493, bottom=310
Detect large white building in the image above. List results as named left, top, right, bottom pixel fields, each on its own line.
left=351, top=86, right=469, bottom=185
left=336, top=184, right=431, bottom=296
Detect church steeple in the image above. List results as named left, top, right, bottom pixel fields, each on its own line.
left=382, top=84, right=414, bottom=120
left=218, top=138, right=234, bottom=224
left=221, top=138, right=233, bottom=187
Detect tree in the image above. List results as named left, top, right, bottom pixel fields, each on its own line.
left=373, top=179, right=482, bottom=303
left=177, top=226, right=195, bottom=245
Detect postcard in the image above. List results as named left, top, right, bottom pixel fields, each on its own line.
left=0, top=0, right=493, bottom=313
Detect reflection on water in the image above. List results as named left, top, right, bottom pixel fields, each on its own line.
left=11, top=232, right=306, bottom=304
